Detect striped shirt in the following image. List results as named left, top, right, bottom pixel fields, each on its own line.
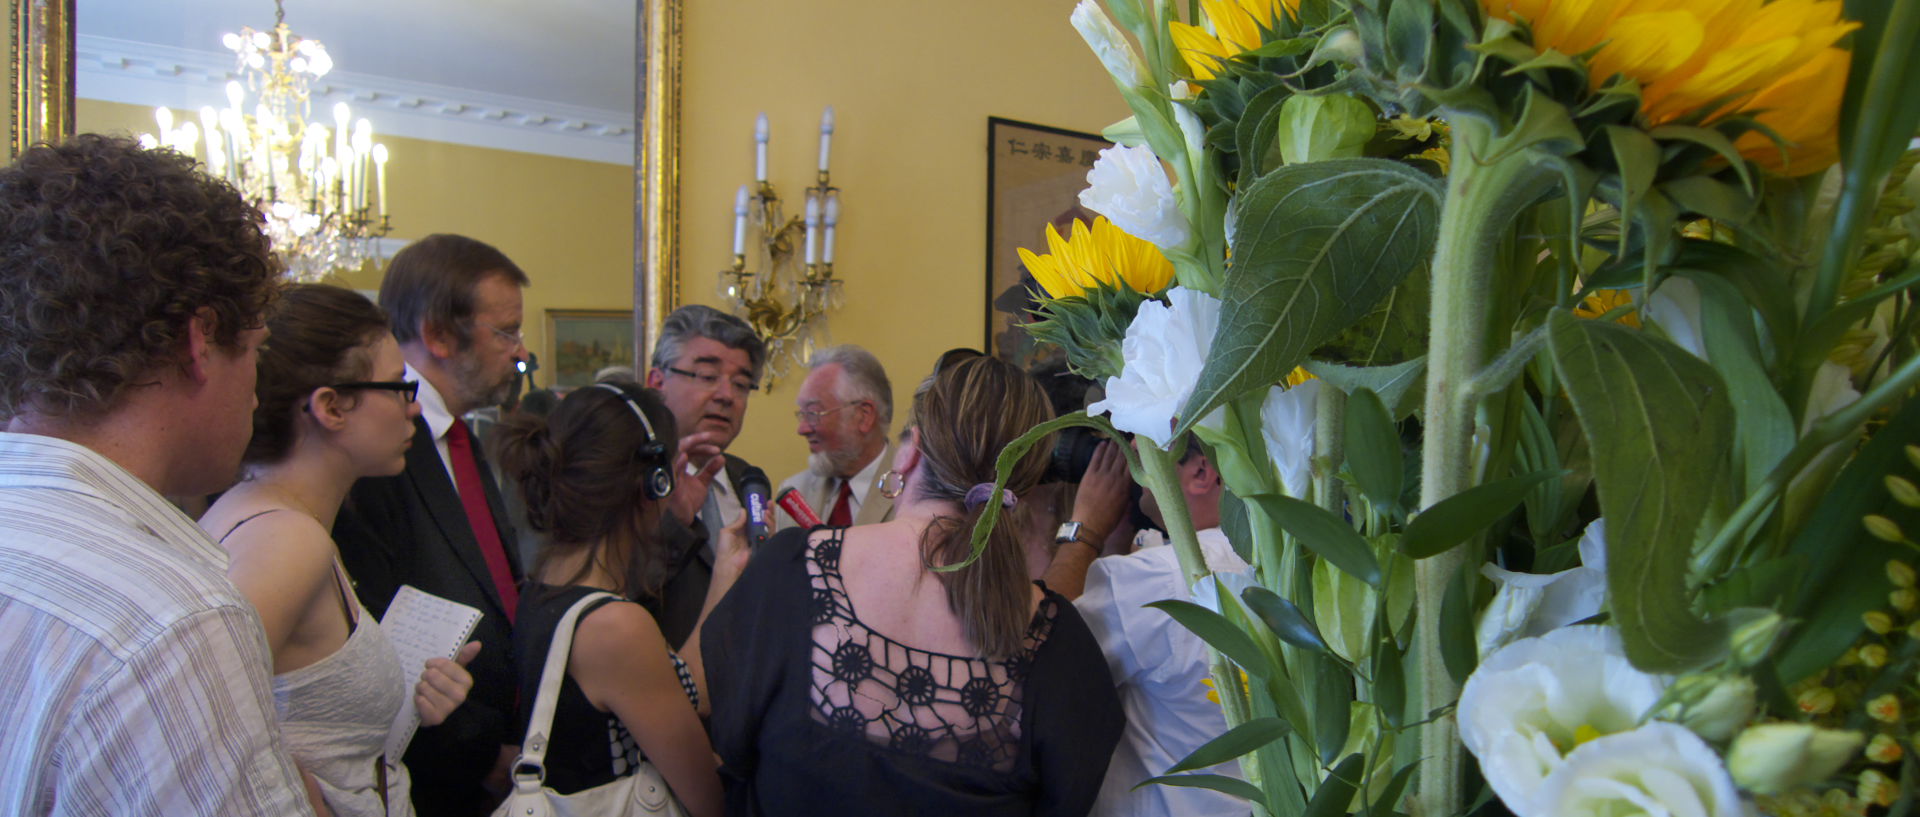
left=0, top=433, right=313, bottom=816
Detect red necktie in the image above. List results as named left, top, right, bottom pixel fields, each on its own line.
left=445, top=420, right=519, bottom=623
left=828, top=480, right=854, bottom=527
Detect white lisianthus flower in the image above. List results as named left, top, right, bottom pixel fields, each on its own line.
left=1476, top=518, right=1609, bottom=657
left=1726, top=722, right=1863, bottom=794
left=1459, top=625, right=1670, bottom=816
left=1533, top=722, right=1744, bottom=817
left=1259, top=378, right=1322, bottom=497
left=1088, top=287, right=1221, bottom=446
left=1080, top=144, right=1191, bottom=251
left=1069, top=0, right=1147, bottom=89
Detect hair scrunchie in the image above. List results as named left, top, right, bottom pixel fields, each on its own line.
left=963, top=482, right=1017, bottom=511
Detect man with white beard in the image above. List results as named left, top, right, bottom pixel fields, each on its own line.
left=775, top=346, right=896, bottom=530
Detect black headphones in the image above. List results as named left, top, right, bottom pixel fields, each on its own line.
left=592, top=383, right=674, bottom=500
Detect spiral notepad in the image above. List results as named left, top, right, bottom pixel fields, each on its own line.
left=381, top=585, right=483, bottom=764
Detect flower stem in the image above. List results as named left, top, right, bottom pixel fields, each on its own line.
left=1413, top=117, right=1555, bottom=817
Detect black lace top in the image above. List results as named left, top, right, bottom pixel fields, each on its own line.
left=704, top=527, right=1124, bottom=816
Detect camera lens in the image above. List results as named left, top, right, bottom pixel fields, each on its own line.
left=1044, top=426, right=1104, bottom=484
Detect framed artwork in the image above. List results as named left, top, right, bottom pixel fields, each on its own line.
left=985, top=116, right=1113, bottom=368
left=546, top=309, right=635, bottom=389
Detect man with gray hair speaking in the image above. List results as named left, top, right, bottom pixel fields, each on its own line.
left=776, top=345, right=897, bottom=530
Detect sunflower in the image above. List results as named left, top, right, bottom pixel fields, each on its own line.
left=1480, top=0, right=1858, bottom=176
left=1017, top=217, right=1175, bottom=299
left=1574, top=287, right=1642, bottom=326
left=1169, top=0, right=1299, bottom=80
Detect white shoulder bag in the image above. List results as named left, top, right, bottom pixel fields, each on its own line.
left=491, top=591, right=688, bottom=817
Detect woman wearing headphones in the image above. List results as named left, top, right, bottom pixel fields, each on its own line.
left=494, top=382, right=730, bottom=817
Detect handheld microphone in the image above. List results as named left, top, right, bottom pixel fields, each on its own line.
left=775, top=486, right=824, bottom=528
left=739, top=466, right=773, bottom=547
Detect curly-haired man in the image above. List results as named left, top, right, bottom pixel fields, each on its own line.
left=0, top=135, right=313, bottom=816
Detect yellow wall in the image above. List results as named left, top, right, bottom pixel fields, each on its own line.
left=679, top=0, right=1127, bottom=481
left=75, top=0, right=1128, bottom=482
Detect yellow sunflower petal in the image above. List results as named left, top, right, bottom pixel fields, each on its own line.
left=1019, top=245, right=1075, bottom=300
left=1734, top=47, right=1849, bottom=175
left=1587, top=11, right=1705, bottom=89
left=1170, top=21, right=1229, bottom=80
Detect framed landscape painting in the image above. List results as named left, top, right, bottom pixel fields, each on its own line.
left=546, top=310, right=634, bottom=389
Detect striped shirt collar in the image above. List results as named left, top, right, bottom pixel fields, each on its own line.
left=407, top=363, right=458, bottom=442
left=0, top=431, right=229, bottom=571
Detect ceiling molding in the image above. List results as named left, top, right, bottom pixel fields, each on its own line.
left=77, top=34, right=634, bottom=165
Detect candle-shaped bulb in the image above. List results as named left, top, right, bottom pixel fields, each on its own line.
left=817, top=105, right=834, bottom=174
left=225, top=80, right=244, bottom=110
left=804, top=195, right=821, bottom=266
left=351, top=119, right=373, bottom=153
left=333, top=102, right=350, bottom=127
left=754, top=112, right=769, bottom=183
left=198, top=106, right=218, bottom=130
left=221, top=32, right=241, bottom=51
left=732, top=183, right=750, bottom=257
left=824, top=193, right=840, bottom=227
left=154, top=106, right=173, bottom=136
left=372, top=144, right=389, bottom=218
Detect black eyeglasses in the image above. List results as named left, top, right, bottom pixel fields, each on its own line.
left=663, top=365, right=758, bottom=396
left=327, top=380, right=419, bottom=403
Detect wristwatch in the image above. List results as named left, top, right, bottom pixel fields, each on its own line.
left=1055, top=521, right=1097, bottom=550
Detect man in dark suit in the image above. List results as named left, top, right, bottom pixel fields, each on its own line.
left=640, top=305, right=767, bottom=649
left=333, top=234, right=529, bottom=817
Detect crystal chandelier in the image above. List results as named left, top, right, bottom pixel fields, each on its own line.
left=142, top=0, right=392, bottom=281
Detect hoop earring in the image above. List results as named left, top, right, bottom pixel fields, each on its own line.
left=878, top=469, right=905, bottom=499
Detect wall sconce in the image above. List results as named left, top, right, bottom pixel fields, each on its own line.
left=718, top=107, right=842, bottom=386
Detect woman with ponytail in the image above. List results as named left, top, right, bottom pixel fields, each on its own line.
left=494, top=382, right=728, bottom=817
left=701, top=355, right=1124, bottom=816
left=200, top=284, right=478, bottom=817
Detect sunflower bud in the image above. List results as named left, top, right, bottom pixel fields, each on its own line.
left=1866, top=514, right=1906, bottom=543
left=1866, top=610, right=1896, bottom=634
left=1728, top=723, right=1864, bottom=794
left=1888, top=476, right=1920, bottom=508
left=1866, top=733, right=1904, bottom=764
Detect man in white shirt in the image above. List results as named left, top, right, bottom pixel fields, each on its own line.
left=0, top=135, right=312, bottom=816
left=776, top=345, right=897, bottom=529
left=1064, top=440, right=1251, bottom=817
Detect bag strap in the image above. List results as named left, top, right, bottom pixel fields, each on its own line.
left=512, top=591, right=619, bottom=776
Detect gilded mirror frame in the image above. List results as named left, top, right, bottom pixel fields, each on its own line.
left=633, top=0, right=681, bottom=369
left=8, top=0, right=74, bottom=159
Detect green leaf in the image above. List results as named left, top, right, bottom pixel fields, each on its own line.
left=1242, top=586, right=1330, bottom=653
left=1384, top=0, right=1432, bottom=83
left=1220, top=490, right=1255, bottom=564
left=1648, top=124, right=1754, bottom=195
left=1661, top=176, right=1757, bottom=226
left=1134, top=774, right=1268, bottom=806
left=1314, top=556, right=1378, bottom=663
left=1677, top=273, right=1793, bottom=493
left=1440, top=560, right=1479, bottom=684
left=1303, top=753, right=1367, bottom=817
left=1840, top=0, right=1920, bottom=185
left=1306, top=357, right=1428, bottom=419
left=1604, top=125, right=1659, bottom=253
left=1344, top=388, right=1404, bottom=509
left=1244, top=494, right=1384, bottom=587
left=1147, top=599, right=1276, bottom=678
left=1167, top=718, right=1293, bottom=774
left=1399, top=470, right=1562, bottom=559
left=1369, top=762, right=1419, bottom=817
left=1235, top=85, right=1295, bottom=186
left=1371, top=638, right=1407, bottom=727
left=964, top=412, right=1140, bottom=569
left=1242, top=35, right=1319, bottom=60
left=1174, top=159, right=1443, bottom=437
left=1547, top=309, right=1734, bottom=672
left=1313, top=658, right=1354, bottom=765
left=1699, top=556, right=1804, bottom=615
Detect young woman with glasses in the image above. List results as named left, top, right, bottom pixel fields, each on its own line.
left=200, top=284, right=477, bottom=817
